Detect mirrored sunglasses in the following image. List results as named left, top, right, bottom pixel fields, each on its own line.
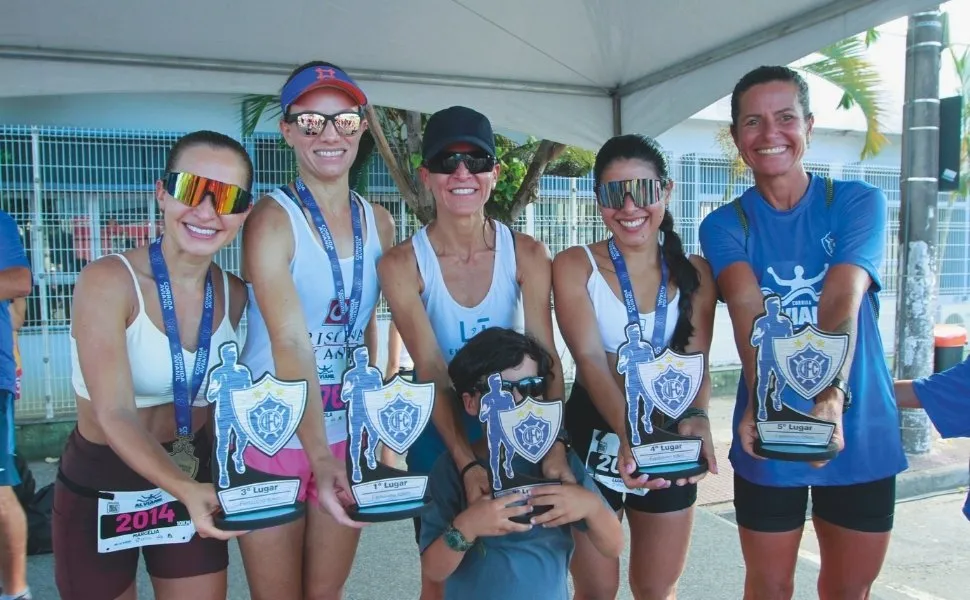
left=284, top=110, right=363, bottom=137
left=474, top=375, right=547, bottom=398
left=162, top=172, right=252, bottom=215
left=424, top=151, right=497, bottom=175
left=595, top=178, right=664, bottom=210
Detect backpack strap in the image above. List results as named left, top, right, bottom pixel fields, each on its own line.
left=732, top=196, right=749, bottom=251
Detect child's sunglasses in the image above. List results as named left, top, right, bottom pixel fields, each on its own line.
left=162, top=172, right=252, bottom=215
left=475, top=375, right=547, bottom=398
left=283, top=110, right=363, bottom=137
left=595, top=178, right=664, bottom=210
left=424, top=151, right=497, bottom=175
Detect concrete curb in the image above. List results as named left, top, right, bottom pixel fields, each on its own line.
left=896, top=462, right=968, bottom=501
left=705, top=462, right=968, bottom=524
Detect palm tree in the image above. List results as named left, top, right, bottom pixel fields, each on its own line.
left=716, top=28, right=888, bottom=200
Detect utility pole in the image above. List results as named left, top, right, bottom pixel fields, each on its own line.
left=895, top=8, right=943, bottom=455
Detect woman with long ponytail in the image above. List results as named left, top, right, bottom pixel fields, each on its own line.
left=553, top=134, right=718, bottom=599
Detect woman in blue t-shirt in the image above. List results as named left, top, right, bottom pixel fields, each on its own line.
left=698, top=65, right=907, bottom=598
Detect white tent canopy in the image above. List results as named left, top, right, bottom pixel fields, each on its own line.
left=1, top=0, right=937, bottom=148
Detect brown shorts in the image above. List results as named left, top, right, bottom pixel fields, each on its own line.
left=53, top=427, right=228, bottom=600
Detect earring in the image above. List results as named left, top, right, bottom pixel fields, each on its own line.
left=658, top=229, right=665, bottom=246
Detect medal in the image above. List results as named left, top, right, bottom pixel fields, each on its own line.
left=169, top=435, right=199, bottom=479
left=150, top=237, right=215, bottom=480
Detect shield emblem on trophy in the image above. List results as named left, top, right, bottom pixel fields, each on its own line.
left=363, top=376, right=435, bottom=455
left=231, top=375, right=308, bottom=457
left=637, top=348, right=704, bottom=420
left=772, top=324, right=849, bottom=400
left=498, top=398, right=562, bottom=464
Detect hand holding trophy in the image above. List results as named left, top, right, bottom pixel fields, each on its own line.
left=207, top=341, right=308, bottom=530
left=749, top=294, right=850, bottom=461
left=479, top=373, right=564, bottom=524
left=342, top=346, right=436, bottom=522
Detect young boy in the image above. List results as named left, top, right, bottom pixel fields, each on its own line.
left=895, top=355, right=970, bottom=521
left=418, top=328, right=623, bottom=599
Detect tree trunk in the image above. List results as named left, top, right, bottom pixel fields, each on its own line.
left=405, top=110, right=436, bottom=224
left=508, top=140, right=566, bottom=222
left=364, top=104, right=416, bottom=205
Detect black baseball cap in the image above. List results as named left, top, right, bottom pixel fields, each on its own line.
left=422, top=106, right=496, bottom=160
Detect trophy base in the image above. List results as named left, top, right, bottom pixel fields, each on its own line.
left=638, top=457, right=708, bottom=481
left=754, top=439, right=840, bottom=462
left=494, top=480, right=561, bottom=524
left=213, top=502, right=306, bottom=531
left=348, top=494, right=433, bottom=523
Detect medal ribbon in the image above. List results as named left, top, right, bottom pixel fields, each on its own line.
left=149, top=237, right=215, bottom=438
left=607, top=237, right=670, bottom=353
left=294, top=179, right=364, bottom=350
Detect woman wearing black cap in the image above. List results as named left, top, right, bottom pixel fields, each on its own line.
left=238, top=61, right=396, bottom=600
left=378, top=105, right=573, bottom=599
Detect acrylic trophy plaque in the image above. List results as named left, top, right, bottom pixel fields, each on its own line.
left=750, top=294, right=849, bottom=461
left=479, top=373, right=563, bottom=524
left=207, top=341, right=308, bottom=531
left=343, top=346, right=436, bottom=522
left=617, top=323, right=708, bottom=480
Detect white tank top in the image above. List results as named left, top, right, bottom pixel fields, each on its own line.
left=70, top=254, right=239, bottom=409
left=239, top=188, right=382, bottom=448
left=581, top=245, right=680, bottom=353
left=413, top=221, right=524, bottom=364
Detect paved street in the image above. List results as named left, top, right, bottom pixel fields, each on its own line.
left=19, top=396, right=970, bottom=598
left=21, top=472, right=969, bottom=599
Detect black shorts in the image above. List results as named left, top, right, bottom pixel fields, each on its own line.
left=565, top=382, right=696, bottom=514
left=733, top=473, right=896, bottom=533
left=53, top=427, right=228, bottom=600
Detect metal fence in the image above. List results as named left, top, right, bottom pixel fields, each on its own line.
left=2, top=125, right=967, bottom=420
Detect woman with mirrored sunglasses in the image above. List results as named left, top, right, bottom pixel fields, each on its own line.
left=377, top=105, right=572, bottom=600
left=236, top=60, right=396, bottom=600
left=699, top=66, right=904, bottom=600
left=54, top=130, right=254, bottom=600
left=552, top=134, right=718, bottom=600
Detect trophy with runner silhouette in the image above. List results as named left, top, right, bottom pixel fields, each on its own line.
left=617, top=322, right=708, bottom=480
left=749, top=294, right=849, bottom=461
left=342, top=346, right=436, bottom=522
left=479, top=372, right=563, bottom=524
left=207, top=341, right=309, bottom=531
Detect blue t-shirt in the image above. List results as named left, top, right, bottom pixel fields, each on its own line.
left=0, top=211, right=29, bottom=394
left=419, top=450, right=608, bottom=600
left=698, top=174, right=908, bottom=487
left=913, top=357, right=970, bottom=520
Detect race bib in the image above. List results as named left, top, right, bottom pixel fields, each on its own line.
left=322, top=383, right=348, bottom=445
left=97, top=488, right=195, bottom=554
left=584, top=429, right=647, bottom=496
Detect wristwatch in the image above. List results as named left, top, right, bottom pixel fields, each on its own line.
left=444, top=524, right=475, bottom=552
left=818, top=377, right=851, bottom=413
left=554, top=427, right=572, bottom=452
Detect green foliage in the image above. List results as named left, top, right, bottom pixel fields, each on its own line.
left=486, top=136, right=530, bottom=222
left=545, top=145, right=596, bottom=177
left=799, top=33, right=888, bottom=160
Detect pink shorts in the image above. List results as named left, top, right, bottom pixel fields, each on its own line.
left=242, top=440, right=348, bottom=505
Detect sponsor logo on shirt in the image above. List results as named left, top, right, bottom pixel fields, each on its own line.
left=761, top=264, right=829, bottom=326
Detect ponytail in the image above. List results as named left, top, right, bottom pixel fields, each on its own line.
left=660, top=209, right=699, bottom=352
